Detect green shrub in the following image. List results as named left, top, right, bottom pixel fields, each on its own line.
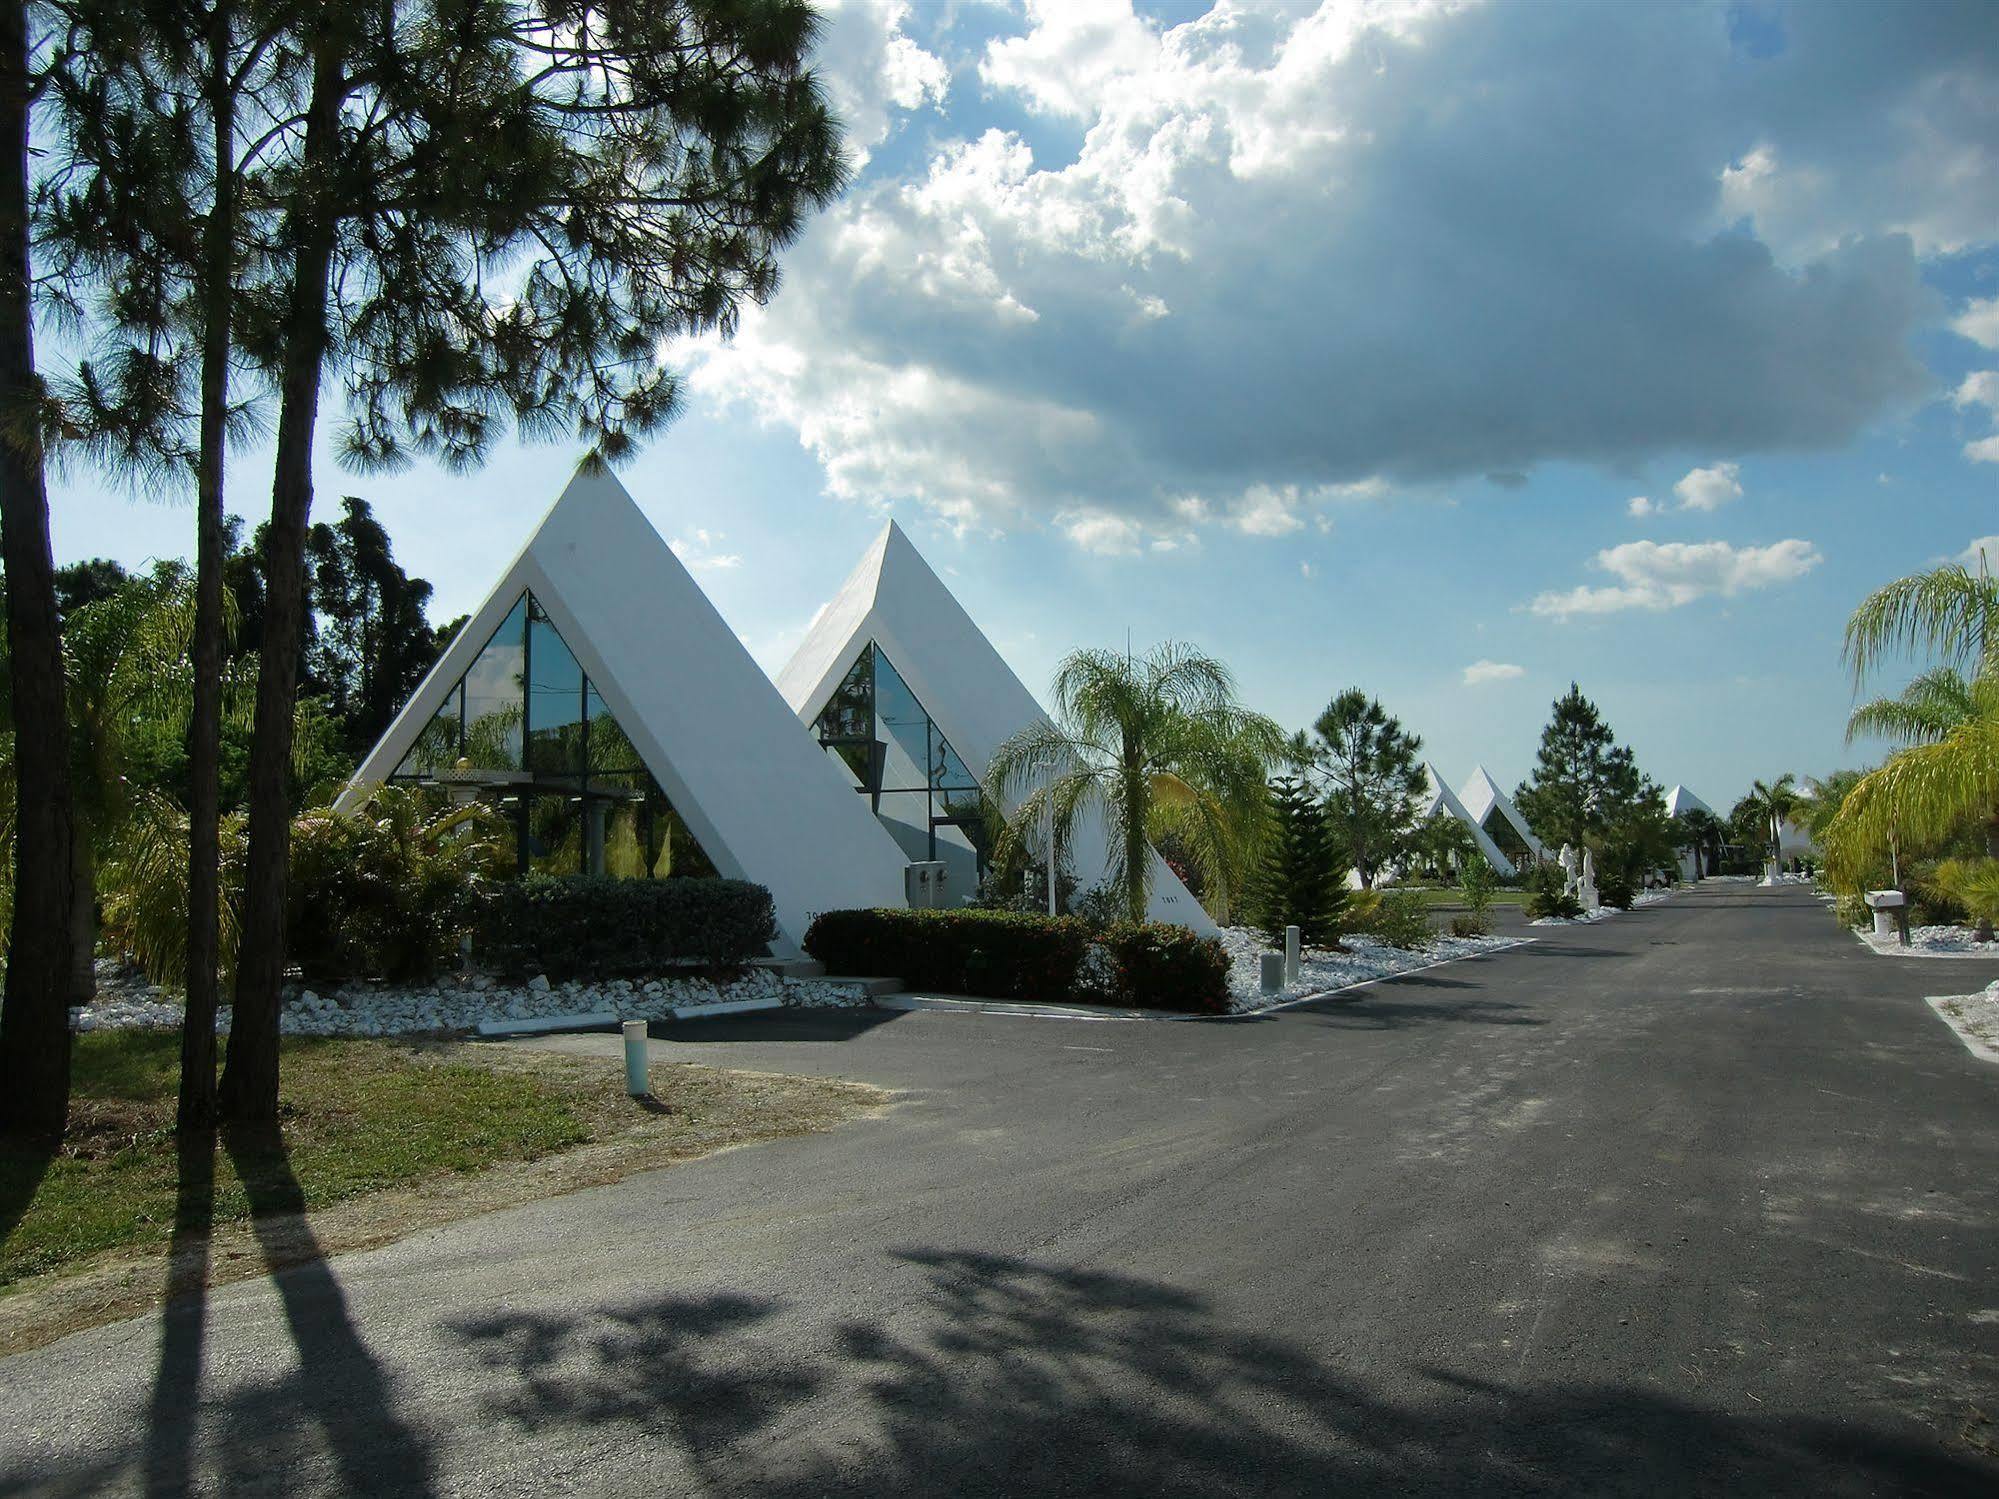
left=803, top=908, right=1091, bottom=1000
left=1457, top=853, right=1497, bottom=923
left=802, top=908, right=1230, bottom=1012
left=1343, top=887, right=1434, bottom=949
left=1833, top=892, right=1870, bottom=930
left=1525, top=861, right=1583, bottom=921
left=1598, top=873, right=1636, bottom=910
left=1449, top=913, right=1491, bottom=939
left=1093, top=922, right=1233, bottom=1014
left=287, top=787, right=512, bottom=982
left=479, top=875, right=778, bottom=980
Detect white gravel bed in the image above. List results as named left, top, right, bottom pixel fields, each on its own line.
left=1217, top=925, right=1522, bottom=1014
left=1528, top=888, right=1675, bottom=927
left=1856, top=923, right=1999, bottom=959
left=1928, top=981, right=1999, bottom=1063
left=71, top=959, right=867, bottom=1038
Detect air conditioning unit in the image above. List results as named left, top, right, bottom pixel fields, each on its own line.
left=904, top=861, right=949, bottom=910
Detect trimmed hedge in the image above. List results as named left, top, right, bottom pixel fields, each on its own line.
left=802, top=908, right=1232, bottom=1015
left=1092, top=921, right=1232, bottom=1015
left=802, top=908, right=1091, bottom=1001
left=477, top=875, right=777, bottom=980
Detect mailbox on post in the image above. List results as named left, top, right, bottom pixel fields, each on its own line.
left=1864, top=889, right=1908, bottom=945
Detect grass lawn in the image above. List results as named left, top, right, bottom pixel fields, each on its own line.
left=0, top=1030, right=882, bottom=1315
left=1411, top=886, right=1531, bottom=907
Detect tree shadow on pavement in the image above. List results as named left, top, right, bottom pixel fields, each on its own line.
left=446, top=1250, right=1994, bottom=1497
left=216, top=1125, right=435, bottom=1498
left=649, top=1008, right=905, bottom=1044
left=140, top=1128, right=217, bottom=1499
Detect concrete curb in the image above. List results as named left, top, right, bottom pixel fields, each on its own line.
left=1925, top=995, right=1999, bottom=1065
left=474, top=1011, right=620, bottom=1038
left=876, top=994, right=1190, bottom=1023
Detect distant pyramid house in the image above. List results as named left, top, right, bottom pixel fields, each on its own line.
left=1663, top=784, right=1716, bottom=880
left=1416, top=763, right=1517, bottom=877
left=1457, top=764, right=1545, bottom=869
left=339, top=469, right=910, bottom=956
left=777, top=521, right=1215, bottom=932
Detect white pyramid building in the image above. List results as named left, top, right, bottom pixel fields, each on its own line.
left=1663, top=784, right=1712, bottom=819
left=340, top=469, right=910, bottom=955
left=776, top=521, right=1216, bottom=933
left=1416, top=763, right=1517, bottom=876
left=1458, top=763, right=1545, bottom=865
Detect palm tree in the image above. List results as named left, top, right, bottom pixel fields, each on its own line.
left=1826, top=673, right=1999, bottom=883
left=1675, top=807, right=1722, bottom=879
left=1846, top=666, right=1975, bottom=747
left=1843, top=561, right=1999, bottom=687
left=1743, top=774, right=1800, bottom=872
left=987, top=643, right=1285, bottom=924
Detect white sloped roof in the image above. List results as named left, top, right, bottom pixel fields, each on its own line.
left=1458, top=763, right=1544, bottom=858
left=777, top=520, right=1215, bottom=933
left=340, top=468, right=911, bottom=955
left=1664, top=784, right=1713, bottom=819
left=1419, top=763, right=1517, bottom=877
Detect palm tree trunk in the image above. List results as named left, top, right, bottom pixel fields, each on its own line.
left=179, top=6, right=235, bottom=1133
left=218, top=47, right=342, bottom=1125
left=0, top=0, right=75, bottom=1137
left=1123, top=761, right=1148, bottom=924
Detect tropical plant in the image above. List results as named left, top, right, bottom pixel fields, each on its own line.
left=285, top=786, right=512, bottom=983
left=1342, top=886, right=1433, bottom=950
left=100, top=794, right=249, bottom=989
left=1742, top=773, right=1801, bottom=870
left=1674, top=807, right=1723, bottom=880
left=1846, top=666, right=1976, bottom=747
left=1405, top=812, right=1476, bottom=880
left=1930, top=858, right=1999, bottom=940
left=988, top=643, right=1285, bottom=925
left=1843, top=561, right=1999, bottom=687
left=1250, top=771, right=1346, bottom=946
left=1301, top=692, right=1426, bottom=889
left=1525, top=861, right=1584, bottom=921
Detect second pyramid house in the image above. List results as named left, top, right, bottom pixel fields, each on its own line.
left=777, top=522, right=1216, bottom=933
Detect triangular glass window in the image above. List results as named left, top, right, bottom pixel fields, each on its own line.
left=810, top=641, right=991, bottom=884
left=389, top=590, right=717, bottom=880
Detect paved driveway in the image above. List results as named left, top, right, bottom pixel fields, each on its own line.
left=4, top=885, right=1997, bottom=1495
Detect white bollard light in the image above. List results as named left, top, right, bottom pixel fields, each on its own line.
left=1261, top=952, right=1285, bottom=996
left=623, top=1020, right=650, bottom=1098
left=1284, top=925, right=1301, bottom=985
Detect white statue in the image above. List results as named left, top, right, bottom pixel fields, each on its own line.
left=1580, top=849, right=1595, bottom=887
left=1579, top=848, right=1600, bottom=912
left=1559, top=843, right=1579, bottom=893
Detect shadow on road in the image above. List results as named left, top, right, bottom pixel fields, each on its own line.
left=140, top=1128, right=216, bottom=1499
left=649, top=1007, right=906, bottom=1044
left=445, top=1250, right=1990, bottom=1496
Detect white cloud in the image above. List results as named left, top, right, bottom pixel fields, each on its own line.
left=1956, top=298, right=1999, bottom=350
left=685, top=1, right=1963, bottom=538
left=1529, top=538, right=1822, bottom=619
left=1959, top=536, right=1999, bottom=571
left=1628, top=495, right=1657, bottom=517
left=1060, top=511, right=1145, bottom=555
left=669, top=531, right=742, bottom=571
left=1300, top=561, right=1314, bottom=579
left=1952, top=371, right=1999, bottom=411
left=1672, top=462, right=1743, bottom=512
left=1462, top=659, right=1525, bottom=685
left=1966, top=435, right=1999, bottom=465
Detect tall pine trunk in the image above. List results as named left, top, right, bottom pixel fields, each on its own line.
left=179, top=4, right=236, bottom=1132
left=217, top=47, right=341, bottom=1124
left=0, top=0, right=75, bottom=1137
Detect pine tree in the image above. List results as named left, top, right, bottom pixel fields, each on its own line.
left=1252, top=773, right=1347, bottom=946
left=1305, top=688, right=1426, bottom=889
left=1514, top=683, right=1645, bottom=851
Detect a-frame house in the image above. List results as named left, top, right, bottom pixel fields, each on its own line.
left=776, top=521, right=1216, bottom=932
left=339, top=469, right=911, bottom=956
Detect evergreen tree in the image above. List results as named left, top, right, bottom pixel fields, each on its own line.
left=301, top=497, right=441, bottom=754
left=1514, top=683, right=1645, bottom=851
left=1252, top=772, right=1347, bottom=946
left=1305, top=689, right=1426, bottom=889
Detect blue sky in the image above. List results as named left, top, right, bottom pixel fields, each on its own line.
left=50, top=0, right=1999, bottom=812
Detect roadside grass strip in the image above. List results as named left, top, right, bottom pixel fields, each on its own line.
left=0, top=1031, right=884, bottom=1354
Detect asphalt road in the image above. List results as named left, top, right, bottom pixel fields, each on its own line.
left=4, top=884, right=1997, bottom=1496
